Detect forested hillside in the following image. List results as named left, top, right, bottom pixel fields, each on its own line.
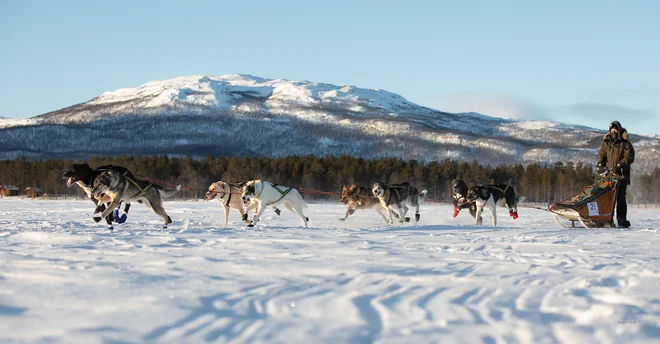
left=1, top=155, right=658, bottom=205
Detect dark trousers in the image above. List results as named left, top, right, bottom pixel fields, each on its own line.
left=616, top=182, right=628, bottom=224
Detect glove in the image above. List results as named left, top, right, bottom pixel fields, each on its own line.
left=597, top=163, right=606, bottom=174
left=613, top=164, right=623, bottom=175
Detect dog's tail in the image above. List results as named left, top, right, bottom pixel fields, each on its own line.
left=419, top=190, right=428, bottom=204
left=159, top=185, right=181, bottom=199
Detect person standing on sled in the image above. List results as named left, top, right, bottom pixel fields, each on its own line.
left=597, top=120, right=634, bottom=228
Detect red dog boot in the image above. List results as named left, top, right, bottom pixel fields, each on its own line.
left=510, top=210, right=518, bottom=220
left=453, top=206, right=459, bottom=218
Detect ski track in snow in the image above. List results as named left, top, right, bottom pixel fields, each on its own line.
left=0, top=199, right=659, bottom=343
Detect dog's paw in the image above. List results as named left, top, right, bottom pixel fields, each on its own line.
left=92, top=216, right=102, bottom=223
left=415, top=214, right=420, bottom=222
left=392, top=212, right=400, bottom=219
left=453, top=207, right=459, bottom=218
left=107, top=225, right=114, bottom=231
left=305, top=217, right=309, bottom=222
left=404, top=217, right=411, bottom=222
left=274, top=208, right=281, bottom=216
left=339, top=218, right=346, bottom=221
left=242, top=213, right=248, bottom=221
left=247, top=223, right=255, bottom=228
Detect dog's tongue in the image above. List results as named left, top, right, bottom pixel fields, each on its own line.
left=67, top=177, right=73, bottom=187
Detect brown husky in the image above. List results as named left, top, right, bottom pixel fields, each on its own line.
left=340, top=184, right=392, bottom=223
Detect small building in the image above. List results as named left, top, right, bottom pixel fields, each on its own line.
left=0, top=185, right=20, bottom=197
left=24, top=187, right=42, bottom=199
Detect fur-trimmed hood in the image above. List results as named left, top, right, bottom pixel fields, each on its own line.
left=603, top=121, right=629, bottom=141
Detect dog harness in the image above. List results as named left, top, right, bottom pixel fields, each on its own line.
left=224, top=191, right=232, bottom=206
left=484, top=185, right=510, bottom=203
left=222, top=186, right=242, bottom=206
left=488, top=185, right=510, bottom=194
left=386, top=184, right=410, bottom=207
left=266, top=183, right=292, bottom=205
left=127, top=177, right=152, bottom=197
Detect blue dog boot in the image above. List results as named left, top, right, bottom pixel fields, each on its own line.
left=112, top=209, right=120, bottom=223
left=117, top=212, right=127, bottom=224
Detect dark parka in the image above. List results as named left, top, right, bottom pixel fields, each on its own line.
left=597, top=121, right=635, bottom=184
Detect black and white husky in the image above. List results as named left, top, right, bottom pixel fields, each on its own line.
left=372, top=182, right=427, bottom=224
left=466, top=184, right=524, bottom=226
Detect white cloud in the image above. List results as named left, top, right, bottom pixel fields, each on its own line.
left=416, top=91, right=551, bottom=121
left=415, top=91, right=660, bottom=135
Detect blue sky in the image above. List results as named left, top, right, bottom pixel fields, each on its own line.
left=1, top=0, right=659, bottom=135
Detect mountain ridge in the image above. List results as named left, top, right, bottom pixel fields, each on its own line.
left=1, top=74, right=658, bottom=172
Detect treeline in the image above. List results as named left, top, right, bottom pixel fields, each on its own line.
left=1, top=155, right=659, bottom=205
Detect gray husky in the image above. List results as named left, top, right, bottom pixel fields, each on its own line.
left=372, top=182, right=428, bottom=223
left=91, top=170, right=181, bottom=229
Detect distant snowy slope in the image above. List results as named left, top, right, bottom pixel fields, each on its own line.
left=1, top=74, right=659, bottom=170
left=0, top=117, right=38, bottom=129
left=36, top=74, right=439, bottom=123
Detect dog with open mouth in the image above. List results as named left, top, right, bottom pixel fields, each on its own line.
left=62, top=163, right=133, bottom=228
left=206, top=181, right=283, bottom=226
left=92, top=170, right=180, bottom=229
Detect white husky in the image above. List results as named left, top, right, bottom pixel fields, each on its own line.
left=241, top=180, right=309, bottom=227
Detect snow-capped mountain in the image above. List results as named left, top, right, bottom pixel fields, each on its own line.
left=1, top=74, right=658, bottom=171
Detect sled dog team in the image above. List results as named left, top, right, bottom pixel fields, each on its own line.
left=62, top=163, right=524, bottom=230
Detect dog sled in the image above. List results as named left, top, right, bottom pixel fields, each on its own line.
left=548, top=171, right=618, bottom=228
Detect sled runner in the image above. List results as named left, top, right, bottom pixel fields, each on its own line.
left=548, top=171, right=618, bottom=228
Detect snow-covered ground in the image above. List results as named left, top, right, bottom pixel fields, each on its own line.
left=1, top=198, right=659, bottom=343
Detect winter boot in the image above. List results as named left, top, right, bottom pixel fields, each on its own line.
left=618, top=220, right=631, bottom=228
